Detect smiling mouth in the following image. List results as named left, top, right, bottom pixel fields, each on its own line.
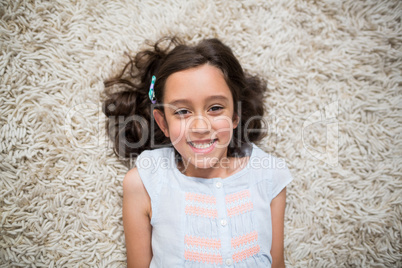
left=188, top=139, right=217, bottom=149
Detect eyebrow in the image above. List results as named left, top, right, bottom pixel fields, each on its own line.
left=168, top=95, right=229, bottom=107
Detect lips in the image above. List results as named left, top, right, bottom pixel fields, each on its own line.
left=188, top=139, right=217, bottom=149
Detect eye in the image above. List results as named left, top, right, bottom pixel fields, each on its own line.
left=209, top=105, right=223, bottom=112
left=174, top=109, right=190, bottom=115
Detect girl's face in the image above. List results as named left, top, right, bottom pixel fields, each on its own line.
left=153, top=64, right=239, bottom=176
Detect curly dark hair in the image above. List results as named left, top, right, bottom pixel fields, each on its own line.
left=102, top=37, right=267, bottom=159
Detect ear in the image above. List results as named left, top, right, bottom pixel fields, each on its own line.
left=153, top=109, right=170, bottom=137
left=233, top=113, right=240, bottom=129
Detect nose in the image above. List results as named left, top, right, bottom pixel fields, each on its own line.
left=189, top=115, right=210, bottom=134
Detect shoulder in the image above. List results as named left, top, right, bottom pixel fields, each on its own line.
left=135, top=147, right=174, bottom=185
left=135, top=146, right=173, bottom=168
left=131, top=147, right=174, bottom=205
left=250, top=144, right=286, bottom=170
left=250, top=144, right=293, bottom=195
left=123, top=167, right=145, bottom=194
left=123, top=167, right=152, bottom=217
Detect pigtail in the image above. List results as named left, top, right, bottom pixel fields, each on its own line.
left=102, top=37, right=180, bottom=159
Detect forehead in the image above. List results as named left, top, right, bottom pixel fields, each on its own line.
left=164, top=64, right=233, bottom=104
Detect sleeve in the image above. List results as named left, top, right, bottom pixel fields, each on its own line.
left=135, top=149, right=162, bottom=224
left=270, top=157, right=294, bottom=200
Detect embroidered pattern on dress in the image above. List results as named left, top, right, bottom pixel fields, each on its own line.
left=185, top=235, right=221, bottom=249
left=185, top=206, right=218, bottom=218
left=184, top=191, right=260, bottom=264
left=184, top=251, right=223, bottom=264
left=231, top=230, right=258, bottom=249
left=186, top=192, right=216, bottom=204
left=232, top=245, right=261, bottom=263
left=185, top=192, right=218, bottom=219
left=225, top=189, right=250, bottom=203
left=225, top=189, right=253, bottom=217
left=226, top=190, right=260, bottom=263
left=184, top=235, right=223, bottom=264
left=231, top=231, right=260, bottom=263
left=184, top=192, right=222, bottom=264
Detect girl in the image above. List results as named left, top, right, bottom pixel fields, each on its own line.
left=103, top=37, right=293, bottom=268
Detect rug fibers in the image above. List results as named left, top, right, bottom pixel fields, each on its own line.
left=0, top=0, right=401, bottom=267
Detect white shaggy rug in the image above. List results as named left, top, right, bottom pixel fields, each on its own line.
left=1, top=0, right=401, bottom=267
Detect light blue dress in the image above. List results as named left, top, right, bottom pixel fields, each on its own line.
left=136, top=143, right=293, bottom=267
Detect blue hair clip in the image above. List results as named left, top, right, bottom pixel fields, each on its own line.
left=148, top=75, right=156, bottom=104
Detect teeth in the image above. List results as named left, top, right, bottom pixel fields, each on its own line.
left=190, top=140, right=215, bottom=149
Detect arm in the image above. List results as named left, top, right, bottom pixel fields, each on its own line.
left=270, top=187, right=287, bottom=268
left=123, top=167, right=153, bottom=268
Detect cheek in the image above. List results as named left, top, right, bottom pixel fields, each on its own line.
left=169, top=120, right=187, bottom=140
left=212, top=116, right=235, bottom=137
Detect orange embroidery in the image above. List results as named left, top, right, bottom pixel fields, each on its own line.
left=184, top=251, right=223, bottom=264
left=185, top=205, right=218, bottom=218
left=185, top=235, right=221, bottom=249
left=184, top=192, right=222, bottom=263
left=184, top=190, right=260, bottom=264
left=186, top=193, right=216, bottom=204
left=232, top=245, right=260, bottom=263
left=225, top=190, right=253, bottom=217
left=227, top=201, right=253, bottom=217
left=231, top=231, right=258, bottom=249
left=225, top=190, right=251, bottom=203
left=185, top=192, right=217, bottom=218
